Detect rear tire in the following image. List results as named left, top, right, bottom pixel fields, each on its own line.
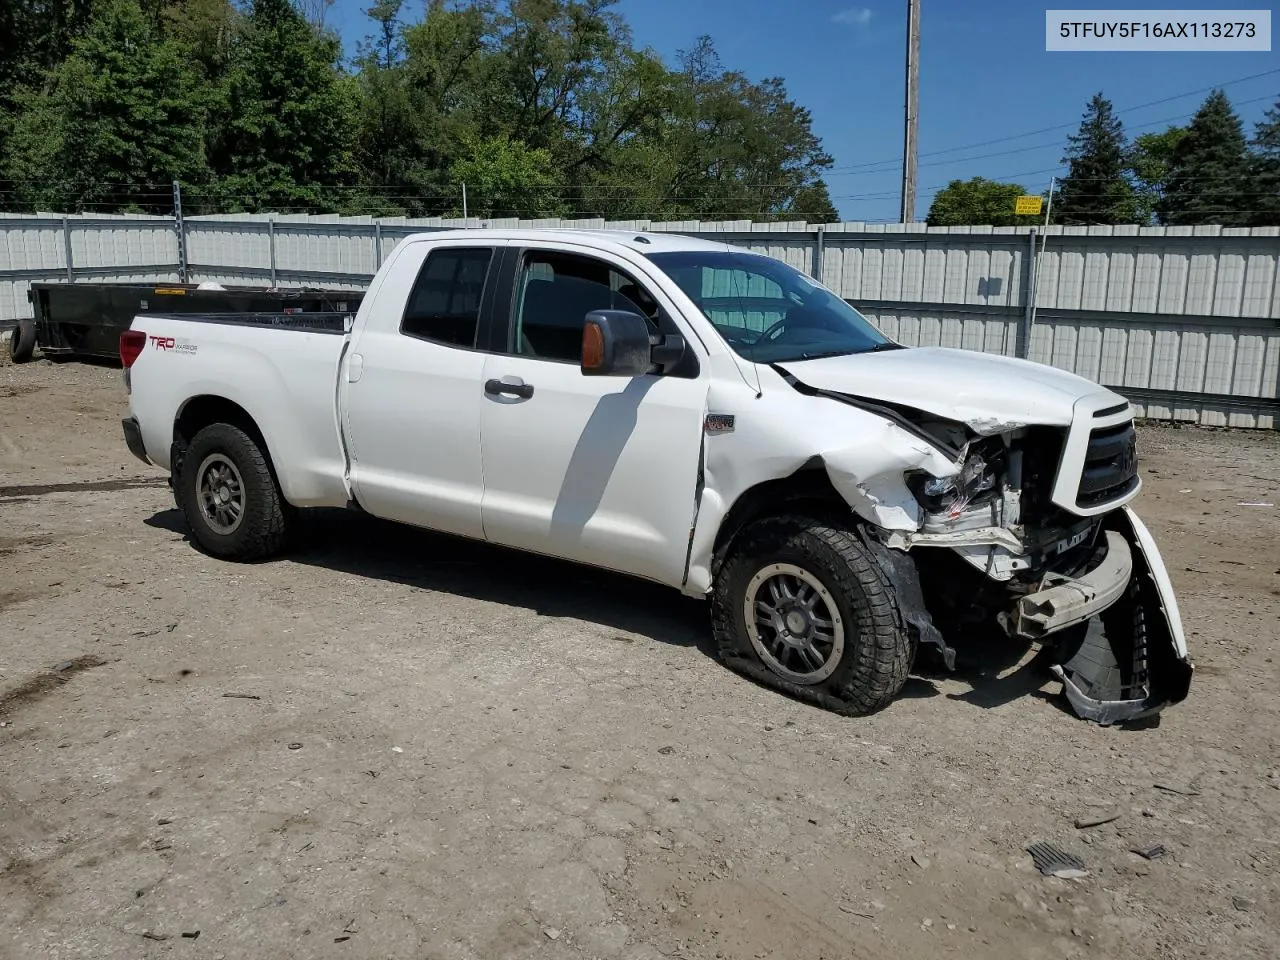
left=712, top=514, right=914, bottom=716
left=9, top=320, right=36, bottom=363
left=177, top=423, right=290, bottom=561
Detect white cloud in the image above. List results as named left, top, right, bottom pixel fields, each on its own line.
left=833, top=7, right=874, bottom=26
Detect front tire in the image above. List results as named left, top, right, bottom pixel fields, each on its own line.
left=712, top=515, right=914, bottom=716
left=177, top=423, right=290, bottom=561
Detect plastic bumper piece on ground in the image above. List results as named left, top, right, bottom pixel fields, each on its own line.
left=1046, top=509, right=1194, bottom=726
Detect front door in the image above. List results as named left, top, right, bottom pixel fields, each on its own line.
left=479, top=243, right=709, bottom=587
left=342, top=239, right=504, bottom=540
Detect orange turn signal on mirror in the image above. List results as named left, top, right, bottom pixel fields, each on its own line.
left=582, top=321, right=604, bottom=369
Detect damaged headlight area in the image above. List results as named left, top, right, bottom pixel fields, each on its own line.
left=908, top=446, right=1001, bottom=523
left=899, top=433, right=1039, bottom=562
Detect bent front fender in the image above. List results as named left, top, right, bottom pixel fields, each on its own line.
left=1050, top=506, right=1193, bottom=725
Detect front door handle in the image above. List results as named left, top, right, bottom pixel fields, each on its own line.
left=484, top=377, right=534, bottom=399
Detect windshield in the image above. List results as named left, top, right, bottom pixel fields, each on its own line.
left=645, top=249, right=897, bottom=364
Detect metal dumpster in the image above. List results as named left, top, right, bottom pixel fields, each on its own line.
left=13, top=281, right=364, bottom=363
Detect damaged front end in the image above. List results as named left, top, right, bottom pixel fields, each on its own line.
left=909, top=411, right=1191, bottom=724
left=788, top=376, right=1193, bottom=725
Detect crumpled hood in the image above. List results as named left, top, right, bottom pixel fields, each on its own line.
left=776, top=346, right=1125, bottom=432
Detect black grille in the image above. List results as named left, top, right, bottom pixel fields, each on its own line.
left=1077, top=420, right=1139, bottom=508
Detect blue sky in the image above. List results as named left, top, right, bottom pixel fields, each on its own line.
left=324, top=0, right=1279, bottom=221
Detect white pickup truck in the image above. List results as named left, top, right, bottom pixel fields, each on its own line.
left=120, top=228, right=1192, bottom=723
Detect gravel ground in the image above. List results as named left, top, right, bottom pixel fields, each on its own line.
left=2, top=353, right=1278, bottom=960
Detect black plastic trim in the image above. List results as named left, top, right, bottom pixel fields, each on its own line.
left=121, top=416, right=150, bottom=465
left=1076, top=420, right=1140, bottom=508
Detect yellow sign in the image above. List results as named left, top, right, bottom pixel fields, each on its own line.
left=1015, top=195, right=1043, bottom=216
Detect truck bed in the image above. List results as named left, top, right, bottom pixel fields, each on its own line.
left=142, top=311, right=351, bottom=334
left=126, top=310, right=353, bottom=509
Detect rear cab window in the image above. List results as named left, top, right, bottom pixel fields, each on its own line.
left=400, top=247, right=494, bottom=348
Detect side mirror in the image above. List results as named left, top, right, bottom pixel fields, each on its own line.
left=581, top=310, right=653, bottom=377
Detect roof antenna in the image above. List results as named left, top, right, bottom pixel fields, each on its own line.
left=633, top=235, right=651, bottom=244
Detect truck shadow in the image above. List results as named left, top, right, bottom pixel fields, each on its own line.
left=923, top=637, right=1075, bottom=717
left=144, top=506, right=1074, bottom=714
left=146, top=506, right=714, bottom=655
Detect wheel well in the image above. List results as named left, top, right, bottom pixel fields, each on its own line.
left=711, top=459, right=851, bottom=569
left=172, top=395, right=276, bottom=480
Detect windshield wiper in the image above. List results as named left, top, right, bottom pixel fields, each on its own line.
left=798, top=349, right=856, bottom=360
left=796, top=343, right=903, bottom=360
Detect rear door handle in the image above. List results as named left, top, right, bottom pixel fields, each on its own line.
left=484, top=377, right=534, bottom=399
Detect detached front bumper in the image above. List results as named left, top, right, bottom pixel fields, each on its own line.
left=1010, top=508, right=1194, bottom=725
left=1005, top=530, right=1133, bottom=641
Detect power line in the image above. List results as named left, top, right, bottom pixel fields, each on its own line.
left=823, top=68, right=1280, bottom=175
left=831, top=93, right=1280, bottom=180
left=897, top=92, right=1278, bottom=186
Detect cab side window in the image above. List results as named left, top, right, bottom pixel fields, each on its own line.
left=512, top=251, right=659, bottom=363
left=400, top=247, right=493, bottom=348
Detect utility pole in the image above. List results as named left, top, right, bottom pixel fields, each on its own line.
left=462, top=182, right=468, bottom=221
left=900, top=0, right=921, bottom=223
left=1027, top=176, right=1057, bottom=334
left=172, top=180, right=188, bottom=283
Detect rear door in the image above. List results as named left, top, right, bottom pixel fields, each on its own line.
left=478, top=241, right=710, bottom=588
left=341, top=239, right=507, bottom=539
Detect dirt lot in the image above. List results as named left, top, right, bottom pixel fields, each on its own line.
left=2, top=353, right=1278, bottom=960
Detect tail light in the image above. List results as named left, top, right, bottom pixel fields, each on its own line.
left=120, top=330, right=146, bottom=367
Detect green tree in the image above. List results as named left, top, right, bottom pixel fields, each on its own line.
left=452, top=12, right=836, bottom=221
left=1126, top=126, right=1186, bottom=225
left=365, top=0, right=404, bottom=68
left=351, top=0, right=496, bottom=215
left=780, top=182, right=839, bottom=223
left=1247, top=96, right=1280, bottom=227
left=0, top=0, right=98, bottom=202
left=450, top=134, right=565, bottom=218
left=1054, top=92, right=1135, bottom=224
left=561, top=45, right=677, bottom=211
left=205, top=0, right=357, bottom=212
left=481, top=0, right=626, bottom=154
left=347, top=0, right=428, bottom=215
left=925, top=177, right=1041, bottom=227
left=1158, top=90, right=1250, bottom=226
left=0, top=0, right=843, bottom=221
left=163, top=0, right=241, bottom=80
left=618, top=34, right=834, bottom=221
left=4, top=0, right=211, bottom=213
left=0, top=0, right=96, bottom=95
